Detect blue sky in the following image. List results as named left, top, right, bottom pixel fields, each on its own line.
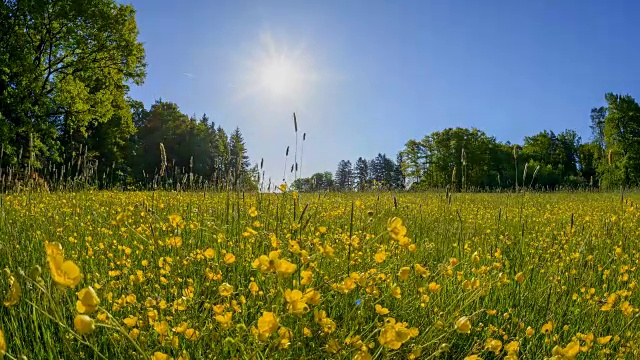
left=127, top=0, right=640, bottom=184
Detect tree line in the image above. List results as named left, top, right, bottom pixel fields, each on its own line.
left=129, top=100, right=257, bottom=190
left=0, top=0, right=256, bottom=190
left=292, top=153, right=405, bottom=191
left=302, top=92, right=640, bottom=192
left=400, top=93, right=639, bottom=191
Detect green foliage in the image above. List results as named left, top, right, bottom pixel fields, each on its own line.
left=396, top=92, right=640, bottom=191
left=578, top=142, right=599, bottom=186
left=295, top=153, right=403, bottom=192
left=0, top=0, right=257, bottom=192
left=600, top=93, right=640, bottom=188
left=0, top=0, right=145, bottom=169
left=400, top=128, right=513, bottom=190
left=520, top=129, right=581, bottom=188
left=131, top=100, right=255, bottom=190
left=291, top=171, right=334, bottom=191
left=334, top=160, right=354, bottom=190
left=354, top=157, right=369, bottom=191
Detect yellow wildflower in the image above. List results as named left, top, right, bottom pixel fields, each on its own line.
left=391, top=285, right=401, bottom=299
left=600, top=294, right=617, bottom=311
left=168, top=214, right=182, bottom=228
left=257, top=312, right=279, bottom=340
left=152, top=352, right=170, bottom=360
left=154, top=320, right=169, bottom=335
left=455, top=316, right=472, bottom=334
left=353, top=350, right=372, bottom=360
left=464, top=356, right=482, bottom=360
left=551, top=341, right=579, bottom=360
left=526, top=326, right=535, bottom=337
left=375, top=304, right=390, bottom=315
left=74, top=315, right=95, bottom=335
left=218, top=283, right=234, bottom=297
left=302, top=289, right=322, bottom=305
left=224, top=253, right=236, bottom=264
left=0, top=328, right=5, bottom=356
left=301, top=270, right=313, bottom=285
left=415, top=264, right=430, bottom=277
left=76, top=287, right=100, bottom=314
left=204, top=248, right=215, bottom=259
left=45, top=241, right=82, bottom=288
left=378, top=317, right=419, bottom=349
left=428, top=282, right=441, bottom=293
left=248, top=207, right=258, bottom=217
left=397, top=267, right=411, bottom=280
left=215, top=312, right=233, bottom=330
left=284, top=289, right=309, bottom=316
left=3, top=274, right=21, bottom=307
left=277, top=326, right=292, bottom=348
left=123, top=316, right=138, bottom=328
left=275, top=259, right=297, bottom=276
left=485, top=338, right=502, bottom=355
left=249, top=281, right=259, bottom=295
left=166, top=236, right=182, bottom=247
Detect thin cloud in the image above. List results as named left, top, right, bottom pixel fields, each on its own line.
left=183, top=72, right=195, bottom=78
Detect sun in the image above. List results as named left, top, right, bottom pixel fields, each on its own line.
left=238, top=32, right=314, bottom=102
left=259, top=55, right=302, bottom=98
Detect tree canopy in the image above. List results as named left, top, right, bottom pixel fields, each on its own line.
left=0, top=0, right=256, bottom=191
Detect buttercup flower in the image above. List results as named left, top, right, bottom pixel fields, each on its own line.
left=45, top=242, right=82, bottom=288
left=76, top=286, right=100, bottom=314
left=455, top=316, right=472, bottom=334
left=74, top=315, right=95, bottom=335
left=3, top=273, right=21, bottom=307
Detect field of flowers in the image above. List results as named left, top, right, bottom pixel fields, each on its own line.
left=0, top=189, right=639, bottom=359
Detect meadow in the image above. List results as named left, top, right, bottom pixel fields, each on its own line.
left=0, top=189, right=639, bottom=359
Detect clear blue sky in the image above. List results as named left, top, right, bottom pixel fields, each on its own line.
left=127, top=0, right=640, bottom=184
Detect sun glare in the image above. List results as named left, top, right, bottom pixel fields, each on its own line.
left=239, top=32, right=314, bottom=102
left=259, top=55, right=301, bottom=97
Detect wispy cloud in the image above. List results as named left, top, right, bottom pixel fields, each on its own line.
left=183, top=72, right=195, bottom=78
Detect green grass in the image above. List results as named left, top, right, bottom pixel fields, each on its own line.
left=0, top=190, right=639, bottom=359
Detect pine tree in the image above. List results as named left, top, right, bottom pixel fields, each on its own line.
left=355, top=157, right=369, bottom=191
left=335, top=160, right=354, bottom=191
left=214, top=126, right=229, bottom=188
left=228, top=127, right=251, bottom=189
left=392, top=153, right=405, bottom=189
